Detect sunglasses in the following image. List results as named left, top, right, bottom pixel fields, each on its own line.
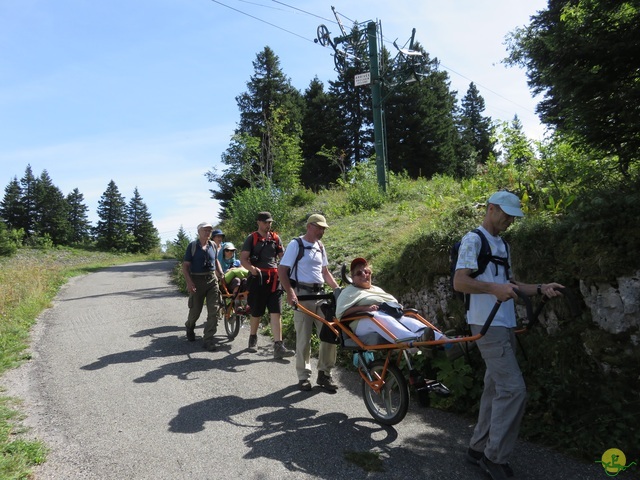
left=353, top=269, right=372, bottom=277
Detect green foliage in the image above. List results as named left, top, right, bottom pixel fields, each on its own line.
left=505, top=0, right=640, bottom=173
left=0, top=224, right=19, bottom=257
left=430, top=355, right=482, bottom=411
left=208, top=46, right=305, bottom=213
left=288, top=188, right=316, bottom=208
left=126, top=188, right=160, bottom=253
left=340, top=159, right=387, bottom=214
left=95, top=180, right=129, bottom=251
left=225, top=182, right=292, bottom=238
left=0, top=396, right=48, bottom=480
left=518, top=323, right=640, bottom=459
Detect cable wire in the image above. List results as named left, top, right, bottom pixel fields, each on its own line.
left=210, top=0, right=314, bottom=43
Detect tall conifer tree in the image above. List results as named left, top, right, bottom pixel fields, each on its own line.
left=0, top=177, right=24, bottom=233
left=34, top=170, right=70, bottom=245
left=207, top=46, right=304, bottom=215
left=95, top=180, right=128, bottom=251
left=126, top=187, right=159, bottom=253
left=67, top=188, right=92, bottom=244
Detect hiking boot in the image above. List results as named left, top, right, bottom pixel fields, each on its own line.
left=248, top=334, right=258, bottom=351
left=317, top=371, right=338, bottom=391
left=469, top=450, right=513, bottom=478
left=273, top=341, right=295, bottom=359
left=479, top=455, right=509, bottom=480
left=298, top=379, right=312, bottom=391
left=466, top=447, right=483, bottom=465
left=186, top=326, right=196, bottom=342
left=203, top=341, right=217, bottom=352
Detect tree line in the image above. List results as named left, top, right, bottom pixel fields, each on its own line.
left=207, top=42, right=516, bottom=217
left=0, top=165, right=160, bottom=255
left=208, top=0, right=638, bottom=219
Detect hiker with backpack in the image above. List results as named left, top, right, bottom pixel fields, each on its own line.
left=278, top=214, right=340, bottom=391
left=240, top=211, right=295, bottom=359
left=453, top=190, right=563, bottom=480
left=182, top=222, right=225, bottom=352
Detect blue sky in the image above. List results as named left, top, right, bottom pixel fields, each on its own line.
left=0, top=0, right=547, bottom=245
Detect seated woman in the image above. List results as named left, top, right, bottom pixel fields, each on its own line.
left=219, top=242, right=237, bottom=273
left=223, top=260, right=250, bottom=313
left=335, top=257, right=447, bottom=345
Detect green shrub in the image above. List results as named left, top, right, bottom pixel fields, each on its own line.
left=225, top=182, right=292, bottom=238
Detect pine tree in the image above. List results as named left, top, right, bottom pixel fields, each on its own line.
left=455, top=82, right=496, bottom=177
left=384, top=44, right=459, bottom=178
left=0, top=176, right=24, bottom=233
left=300, top=77, right=344, bottom=190
left=207, top=46, right=305, bottom=215
left=171, top=225, right=191, bottom=260
left=19, top=165, right=38, bottom=239
left=459, top=83, right=495, bottom=163
left=34, top=170, right=71, bottom=245
left=94, top=180, right=129, bottom=251
left=126, top=187, right=159, bottom=253
left=67, top=188, right=92, bottom=245
left=498, top=115, right=535, bottom=167
left=327, top=26, right=374, bottom=169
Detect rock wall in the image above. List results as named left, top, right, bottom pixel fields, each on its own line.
left=580, top=271, right=640, bottom=344
left=400, top=271, right=640, bottom=345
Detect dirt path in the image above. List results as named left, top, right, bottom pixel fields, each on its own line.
left=2, top=261, right=602, bottom=479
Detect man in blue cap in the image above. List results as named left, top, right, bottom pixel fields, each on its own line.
left=453, top=190, right=564, bottom=480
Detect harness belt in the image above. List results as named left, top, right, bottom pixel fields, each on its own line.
left=295, top=282, right=324, bottom=292
left=258, top=267, right=279, bottom=293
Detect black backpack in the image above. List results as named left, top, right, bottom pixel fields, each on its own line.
left=450, top=228, right=510, bottom=309
left=288, top=237, right=324, bottom=287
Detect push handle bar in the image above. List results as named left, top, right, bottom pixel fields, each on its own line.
left=480, top=289, right=533, bottom=336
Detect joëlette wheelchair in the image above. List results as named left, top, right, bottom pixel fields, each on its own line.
left=220, top=278, right=250, bottom=340
left=294, top=265, right=564, bottom=426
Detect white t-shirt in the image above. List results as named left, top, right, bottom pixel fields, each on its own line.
left=280, top=237, right=327, bottom=285
left=455, top=226, right=516, bottom=328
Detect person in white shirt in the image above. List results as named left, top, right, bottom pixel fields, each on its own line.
left=279, top=214, right=339, bottom=392
left=454, top=190, right=563, bottom=480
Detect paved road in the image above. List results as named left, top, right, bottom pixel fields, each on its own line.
left=3, top=261, right=604, bottom=479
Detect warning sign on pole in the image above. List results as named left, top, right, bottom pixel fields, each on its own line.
left=354, top=72, right=371, bottom=86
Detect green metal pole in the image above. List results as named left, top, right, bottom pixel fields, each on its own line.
left=367, top=21, right=386, bottom=192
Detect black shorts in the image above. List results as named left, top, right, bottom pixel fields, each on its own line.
left=247, top=279, right=282, bottom=317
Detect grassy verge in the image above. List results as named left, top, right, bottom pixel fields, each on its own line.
left=0, top=247, right=166, bottom=480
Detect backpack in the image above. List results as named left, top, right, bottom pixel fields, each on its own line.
left=450, top=228, right=510, bottom=309
left=288, top=237, right=324, bottom=287
left=189, top=239, right=218, bottom=258
left=248, top=231, right=281, bottom=265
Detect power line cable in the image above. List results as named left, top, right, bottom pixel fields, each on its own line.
left=212, top=1, right=536, bottom=117
left=270, top=0, right=336, bottom=24
left=210, top=0, right=314, bottom=43
left=236, top=0, right=289, bottom=12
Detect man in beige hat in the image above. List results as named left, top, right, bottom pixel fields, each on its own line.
left=279, top=214, right=340, bottom=391
left=182, top=222, right=224, bottom=351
